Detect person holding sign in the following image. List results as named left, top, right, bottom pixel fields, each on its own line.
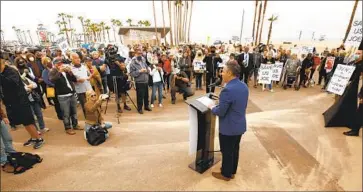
left=192, top=50, right=205, bottom=90
left=262, top=53, right=275, bottom=92
left=208, top=61, right=248, bottom=181
left=342, top=50, right=363, bottom=136
left=298, top=53, right=313, bottom=89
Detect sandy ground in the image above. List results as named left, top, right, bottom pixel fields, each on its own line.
left=0, top=78, right=362, bottom=191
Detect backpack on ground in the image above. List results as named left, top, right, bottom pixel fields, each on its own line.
left=7, top=152, right=43, bottom=174
left=86, top=125, right=108, bottom=146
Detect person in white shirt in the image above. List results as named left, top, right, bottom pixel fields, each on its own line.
left=150, top=62, right=164, bottom=108
left=70, top=53, right=92, bottom=118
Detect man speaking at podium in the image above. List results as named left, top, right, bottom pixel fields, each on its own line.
left=208, top=60, right=249, bottom=181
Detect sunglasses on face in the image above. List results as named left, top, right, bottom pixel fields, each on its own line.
left=91, top=94, right=97, bottom=98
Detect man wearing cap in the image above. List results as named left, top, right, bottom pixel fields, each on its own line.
left=203, top=46, right=222, bottom=93
left=49, top=57, right=81, bottom=135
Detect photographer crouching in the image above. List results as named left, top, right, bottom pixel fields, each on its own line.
left=170, top=67, right=194, bottom=105
left=104, top=45, right=132, bottom=113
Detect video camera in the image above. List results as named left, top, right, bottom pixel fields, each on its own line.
left=105, top=44, right=119, bottom=62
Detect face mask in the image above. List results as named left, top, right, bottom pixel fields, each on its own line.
left=198, top=54, right=202, bottom=57
left=29, top=57, right=34, bottom=62
left=354, top=54, right=360, bottom=60
left=18, top=62, right=25, bottom=67
left=137, top=56, right=142, bottom=61
left=211, top=50, right=216, bottom=54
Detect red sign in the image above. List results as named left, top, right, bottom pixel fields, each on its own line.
left=39, top=31, right=47, bottom=42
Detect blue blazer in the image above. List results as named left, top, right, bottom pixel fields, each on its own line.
left=211, top=78, right=249, bottom=136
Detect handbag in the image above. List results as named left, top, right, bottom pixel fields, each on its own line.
left=46, top=87, right=55, bottom=98
left=86, top=124, right=108, bottom=146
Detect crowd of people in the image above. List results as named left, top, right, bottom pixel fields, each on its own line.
left=0, top=40, right=362, bottom=174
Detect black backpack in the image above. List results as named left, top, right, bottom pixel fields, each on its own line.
left=7, top=152, right=43, bottom=174
left=86, top=125, right=108, bottom=146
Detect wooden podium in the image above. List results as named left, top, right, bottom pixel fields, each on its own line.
left=185, top=93, right=220, bottom=174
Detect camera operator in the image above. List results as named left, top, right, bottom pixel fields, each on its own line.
left=170, top=68, right=194, bottom=104
left=105, top=51, right=132, bottom=113
left=130, top=49, right=152, bottom=114
left=203, top=46, right=222, bottom=93
left=92, top=51, right=108, bottom=94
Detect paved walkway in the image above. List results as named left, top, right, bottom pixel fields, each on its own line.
left=1, top=84, right=361, bottom=191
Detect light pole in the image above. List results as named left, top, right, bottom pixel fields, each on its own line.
left=239, top=9, right=245, bottom=45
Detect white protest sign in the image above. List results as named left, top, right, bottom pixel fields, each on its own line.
left=301, top=46, right=314, bottom=54
left=258, top=64, right=273, bottom=84
left=327, top=64, right=355, bottom=95
left=271, top=62, right=284, bottom=81
left=346, top=19, right=362, bottom=47
left=193, top=61, right=206, bottom=71
left=56, top=36, right=70, bottom=54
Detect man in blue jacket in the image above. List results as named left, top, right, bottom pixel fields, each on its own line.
left=209, top=60, right=249, bottom=181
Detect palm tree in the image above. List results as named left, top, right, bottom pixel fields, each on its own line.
left=183, top=0, right=189, bottom=42
left=187, top=0, right=193, bottom=43
left=137, top=20, right=144, bottom=27
left=161, top=0, right=166, bottom=44
left=173, top=1, right=178, bottom=45
left=343, top=0, right=359, bottom=43
left=254, top=2, right=262, bottom=45
left=66, top=14, right=74, bottom=46
left=152, top=0, right=159, bottom=45
left=100, top=21, right=106, bottom=42
left=266, top=15, right=278, bottom=45
left=144, top=20, right=151, bottom=27
left=85, top=19, right=91, bottom=42
left=111, top=19, right=119, bottom=42
left=258, top=0, right=267, bottom=44
left=12, top=26, right=19, bottom=43
left=126, top=18, right=133, bottom=26
left=105, top=26, right=111, bottom=42
left=252, top=0, right=259, bottom=45
left=58, top=13, right=70, bottom=45
left=27, top=30, right=34, bottom=45
left=89, top=23, right=98, bottom=42
left=167, top=0, right=174, bottom=46
left=55, top=20, right=62, bottom=34
left=78, top=16, right=87, bottom=43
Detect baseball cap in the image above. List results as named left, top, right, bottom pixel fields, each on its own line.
left=53, top=58, right=63, bottom=65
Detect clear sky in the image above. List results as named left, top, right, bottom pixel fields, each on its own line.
left=1, top=0, right=362, bottom=44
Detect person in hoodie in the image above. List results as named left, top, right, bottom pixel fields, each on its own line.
left=26, top=53, right=46, bottom=108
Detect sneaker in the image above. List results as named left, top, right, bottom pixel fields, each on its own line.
left=159, top=104, right=163, bottom=107
left=41, top=128, right=50, bottom=133
left=124, top=105, right=131, bottom=111
left=150, top=104, right=155, bottom=108
left=171, top=100, right=176, bottom=104
left=23, top=138, right=37, bottom=146
left=33, top=138, right=45, bottom=149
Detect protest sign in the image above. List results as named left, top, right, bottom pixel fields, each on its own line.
left=324, top=56, right=335, bottom=72
left=56, top=36, right=69, bottom=54
left=193, top=61, right=206, bottom=72
left=327, top=64, right=355, bottom=95
left=271, top=62, right=284, bottom=81
left=301, top=46, right=314, bottom=54
left=258, top=64, right=273, bottom=84
left=346, top=19, right=362, bottom=47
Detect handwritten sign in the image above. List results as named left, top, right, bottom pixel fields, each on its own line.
left=327, top=64, right=355, bottom=95
left=271, top=62, right=284, bottom=81
left=301, top=46, right=314, bottom=54
left=346, top=19, right=362, bottom=47
left=193, top=61, right=206, bottom=71
left=258, top=64, right=273, bottom=84
left=56, top=36, right=69, bottom=54
left=325, top=56, right=335, bottom=72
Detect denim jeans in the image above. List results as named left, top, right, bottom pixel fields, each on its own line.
left=263, top=84, right=272, bottom=90
left=30, top=102, right=45, bottom=130
left=58, top=94, right=78, bottom=130
left=1, top=120, right=16, bottom=165
left=84, top=122, right=112, bottom=140
left=151, top=81, right=163, bottom=104
left=195, top=73, right=203, bottom=89
left=102, top=77, right=108, bottom=94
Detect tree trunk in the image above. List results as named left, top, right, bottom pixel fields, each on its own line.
left=113, top=27, right=117, bottom=42
left=252, top=0, right=258, bottom=45
left=61, top=17, right=70, bottom=45
left=174, top=2, right=178, bottom=45
left=266, top=21, right=273, bottom=45
left=255, top=2, right=262, bottom=45
left=258, top=0, right=267, bottom=44
left=343, top=0, right=359, bottom=43
left=119, top=35, right=123, bottom=44
left=161, top=0, right=166, bottom=44
left=179, top=5, right=182, bottom=43
left=68, top=19, right=73, bottom=46
left=81, top=21, right=86, bottom=44
left=183, top=1, right=188, bottom=42
left=168, top=0, right=174, bottom=46
left=107, top=31, right=111, bottom=42
left=102, top=27, right=106, bottom=42
left=152, top=0, right=159, bottom=45
left=187, top=0, right=193, bottom=43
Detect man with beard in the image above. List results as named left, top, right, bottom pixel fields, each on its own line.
left=203, top=46, right=222, bottom=93
left=0, top=54, right=45, bottom=149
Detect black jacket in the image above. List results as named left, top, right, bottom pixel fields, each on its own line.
left=237, top=53, right=253, bottom=70
left=49, top=68, right=77, bottom=96
left=203, top=53, right=222, bottom=76
left=0, top=65, right=30, bottom=106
